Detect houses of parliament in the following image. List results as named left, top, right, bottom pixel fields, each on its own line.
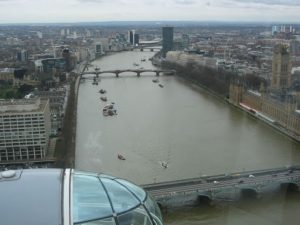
left=229, top=44, right=300, bottom=136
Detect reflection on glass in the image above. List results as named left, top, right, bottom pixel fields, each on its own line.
left=145, top=195, right=162, bottom=221
left=73, top=174, right=113, bottom=223
left=101, top=178, right=140, bottom=213
left=116, top=179, right=146, bottom=201
left=117, top=206, right=152, bottom=225
left=72, top=171, right=164, bottom=225
left=75, top=217, right=116, bottom=225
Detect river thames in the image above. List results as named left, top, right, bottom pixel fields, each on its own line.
left=75, top=51, right=300, bottom=225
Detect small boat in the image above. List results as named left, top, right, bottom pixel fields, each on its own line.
left=103, top=104, right=117, bottom=116
left=159, top=84, right=164, bottom=88
left=100, top=96, right=107, bottom=102
left=161, top=161, right=168, bottom=169
left=152, top=79, right=159, bottom=83
left=103, top=109, right=109, bottom=116
left=133, top=63, right=139, bottom=67
left=99, top=89, right=106, bottom=94
left=103, top=108, right=117, bottom=116
left=141, top=58, right=146, bottom=62
left=118, top=154, right=126, bottom=160
left=92, top=77, right=98, bottom=85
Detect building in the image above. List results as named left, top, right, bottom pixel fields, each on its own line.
left=38, top=58, right=66, bottom=74
left=229, top=82, right=300, bottom=135
left=128, top=30, right=140, bottom=46
left=0, top=98, right=51, bottom=162
left=16, top=50, right=28, bottom=62
left=34, top=88, right=67, bottom=135
left=271, top=44, right=292, bottom=89
left=0, top=169, right=164, bottom=225
left=134, top=33, right=139, bottom=46
left=166, top=51, right=217, bottom=69
left=0, top=68, right=15, bottom=85
left=162, top=27, right=174, bottom=57
left=95, top=42, right=103, bottom=57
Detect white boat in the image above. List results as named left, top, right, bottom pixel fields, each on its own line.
left=161, top=161, right=168, bottom=169
left=103, top=104, right=117, bottom=116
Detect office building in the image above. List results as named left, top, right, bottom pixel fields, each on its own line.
left=128, top=30, right=135, bottom=46
left=271, top=44, right=292, bottom=89
left=0, top=98, right=51, bottom=162
left=134, top=33, right=139, bottom=45
left=162, top=27, right=174, bottom=57
left=17, top=50, right=28, bottom=62
left=128, top=30, right=139, bottom=46
left=95, top=42, right=103, bottom=56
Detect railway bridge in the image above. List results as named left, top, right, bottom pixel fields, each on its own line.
left=142, top=166, right=300, bottom=208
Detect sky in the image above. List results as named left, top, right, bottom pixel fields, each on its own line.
left=0, top=0, right=299, bottom=24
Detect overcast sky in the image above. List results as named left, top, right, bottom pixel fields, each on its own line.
left=0, top=0, right=299, bottom=23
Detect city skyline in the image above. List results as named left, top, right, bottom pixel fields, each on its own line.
left=0, top=0, right=300, bottom=24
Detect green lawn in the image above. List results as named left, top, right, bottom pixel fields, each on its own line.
left=0, top=86, right=22, bottom=99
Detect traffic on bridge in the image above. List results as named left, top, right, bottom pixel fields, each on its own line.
left=143, top=166, right=300, bottom=208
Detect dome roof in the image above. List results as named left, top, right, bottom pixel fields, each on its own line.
left=72, top=170, right=163, bottom=225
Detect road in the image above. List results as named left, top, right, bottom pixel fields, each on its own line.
left=143, top=166, right=300, bottom=199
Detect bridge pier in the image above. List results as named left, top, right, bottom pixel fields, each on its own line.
left=140, top=48, right=144, bottom=51
left=136, top=72, right=141, bottom=77
left=156, top=71, right=160, bottom=76
left=115, top=72, right=119, bottom=78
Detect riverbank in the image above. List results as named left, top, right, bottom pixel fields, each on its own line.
left=229, top=101, right=300, bottom=143
left=54, top=77, right=77, bottom=168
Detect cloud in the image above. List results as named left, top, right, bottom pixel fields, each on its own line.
left=173, top=0, right=196, bottom=5
left=231, top=0, right=300, bottom=7
left=77, top=0, right=119, bottom=3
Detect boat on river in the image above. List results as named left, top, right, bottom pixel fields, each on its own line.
left=100, top=96, right=107, bottom=102
left=152, top=79, right=159, bottom=83
left=103, top=103, right=117, bottom=116
left=161, top=161, right=168, bottom=169
left=118, top=154, right=126, bottom=160
left=99, top=89, right=106, bottom=94
left=93, top=77, right=98, bottom=85
left=159, top=84, right=164, bottom=88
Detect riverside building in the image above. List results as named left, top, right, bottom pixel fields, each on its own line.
left=0, top=98, right=51, bottom=162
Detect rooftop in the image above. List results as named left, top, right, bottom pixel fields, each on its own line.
left=0, top=98, right=48, bottom=114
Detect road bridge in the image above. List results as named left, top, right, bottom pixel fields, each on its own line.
left=130, top=47, right=162, bottom=52
left=81, top=69, right=176, bottom=78
left=142, top=166, right=300, bottom=208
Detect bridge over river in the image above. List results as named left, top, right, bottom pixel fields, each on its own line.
left=143, top=166, right=300, bottom=208
left=81, top=69, right=176, bottom=78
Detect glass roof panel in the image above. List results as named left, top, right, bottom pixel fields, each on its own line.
left=145, top=195, right=163, bottom=221
left=117, top=206, right=152, bottom=225
left=115, top=179, right=146, bottom=202
left=73, top=174, right=113, bottom=223
left=101, top=178, right=140, bottom=214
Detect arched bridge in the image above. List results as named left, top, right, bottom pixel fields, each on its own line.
left=81, top=69, right=176, bottom=78
left=142, top=166, right=300, bottom=209
left=130, top=47, right=162, bottom=52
